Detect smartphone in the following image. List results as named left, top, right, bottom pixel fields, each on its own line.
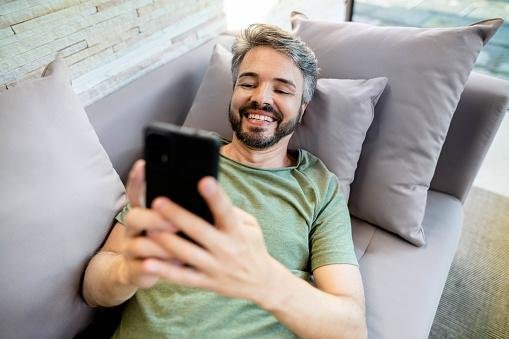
left=144, top=122, right=220, bottom=226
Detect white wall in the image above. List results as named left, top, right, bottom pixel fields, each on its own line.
left=224, top=0, right=346, bottom=31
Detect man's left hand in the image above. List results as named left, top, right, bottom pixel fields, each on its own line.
left=145, top=176, right=283, bottom=303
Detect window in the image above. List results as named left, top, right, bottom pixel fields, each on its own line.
left=354, top=0, right=509, bottom=80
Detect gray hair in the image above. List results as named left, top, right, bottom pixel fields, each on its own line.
left=231, top=24, right=318, bottom=104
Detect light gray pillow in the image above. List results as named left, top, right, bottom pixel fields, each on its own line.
left=0, top=56, right=126, bottom=339
left=184, top=44, right=234, bottom=139
left=291, top=13, right=503, bottom=246
left=184, top=44, right=387, bottom=199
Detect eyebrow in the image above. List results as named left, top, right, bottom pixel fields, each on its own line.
left=238, top=72, right=296, bottom=89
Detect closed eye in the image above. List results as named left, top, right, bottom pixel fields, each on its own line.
left=275, top=89, right=290, bottom=95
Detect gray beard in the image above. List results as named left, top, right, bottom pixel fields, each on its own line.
left=228, top=108, right=302, bottom=149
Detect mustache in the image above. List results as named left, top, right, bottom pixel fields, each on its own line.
left=239, top=101, right=282, bottom=121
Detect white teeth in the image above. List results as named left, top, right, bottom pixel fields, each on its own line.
left=247, top=113, right=274, bottom=122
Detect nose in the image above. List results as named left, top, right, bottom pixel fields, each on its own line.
left=250, top=83, right=273, bottom=106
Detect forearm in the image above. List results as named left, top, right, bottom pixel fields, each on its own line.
left=255, top=261, right=367, bottom=339
left=82, top=251, right=138, bottom=307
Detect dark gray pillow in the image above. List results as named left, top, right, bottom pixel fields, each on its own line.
left=184, top=44, right=387, bottom=200
left=0, top=56, right=126, bottom=339
left=292, top=13, right=503, bottom=246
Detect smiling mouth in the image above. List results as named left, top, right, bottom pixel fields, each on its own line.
left=246, top=113, right=275, bottom=122
left=238, top=101, right=282, bottom=126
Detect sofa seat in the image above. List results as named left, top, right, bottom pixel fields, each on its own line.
left=352, top=190, right=464, bottom=339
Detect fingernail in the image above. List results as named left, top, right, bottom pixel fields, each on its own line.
left=152, top=197, right=169, bottom=210
left=130, top=160, right=143, bottom=177
left=202, top=177, right=216, bottom=196
left=144, top=260, right=158, bottom=273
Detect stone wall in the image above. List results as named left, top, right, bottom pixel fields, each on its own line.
left=0, top=0, right=226, bottom=106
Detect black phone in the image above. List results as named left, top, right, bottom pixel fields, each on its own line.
left=144, top=122, right=220, bottom=225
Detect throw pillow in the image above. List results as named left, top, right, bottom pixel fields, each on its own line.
left=0, top=56, right=126, bottom=339
left=291, top=13, right=503, bottom=246
left=184, top=44, right=387, bottom=200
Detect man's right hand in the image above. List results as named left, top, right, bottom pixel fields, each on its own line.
left=118, top=159, right=179, bottom=290
left=82, top=159, right=178, bottom=306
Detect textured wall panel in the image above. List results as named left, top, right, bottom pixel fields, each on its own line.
left=0, top=0, right=225, bottom=104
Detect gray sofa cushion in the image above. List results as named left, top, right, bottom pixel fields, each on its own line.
left=289, top=77, right=387, bottom=199
left=184, top=44, right=234, bottom=139
left=184, top=44, right=387, bottom=199
left=0, top=56, right=126, bottom=339
left=292, top=13, right=502, bottom=246
left=352, top=191, right=464, bottom=339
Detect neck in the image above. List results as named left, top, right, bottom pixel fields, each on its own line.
left=221, top=135, right=294, bottom=168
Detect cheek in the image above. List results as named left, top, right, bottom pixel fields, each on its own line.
left=230, top=89, right=246, bottom=111
left=280, top=99, right=304, bottom=118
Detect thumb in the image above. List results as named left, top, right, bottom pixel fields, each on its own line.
left=127, top=160, right=146, bottom=208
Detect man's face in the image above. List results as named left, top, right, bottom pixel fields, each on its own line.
left=229, top=46, right=307, bottom=149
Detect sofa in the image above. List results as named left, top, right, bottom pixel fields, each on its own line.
left=1, top=16, right=508, bottom=339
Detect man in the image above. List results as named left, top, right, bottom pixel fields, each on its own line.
left=83, top=24, right=367, bottom=338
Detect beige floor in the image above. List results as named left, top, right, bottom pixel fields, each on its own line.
left=473, top=114, right=509, bottom=198
left=430, top=185, right=509, bottom=338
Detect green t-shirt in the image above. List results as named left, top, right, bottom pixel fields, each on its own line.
left=113, top=149, right=357, bottom=338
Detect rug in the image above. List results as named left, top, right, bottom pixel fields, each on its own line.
left=429, top=186, right=509, bottom=339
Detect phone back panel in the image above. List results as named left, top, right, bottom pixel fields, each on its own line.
left=145, top=123, right=219, bottom=224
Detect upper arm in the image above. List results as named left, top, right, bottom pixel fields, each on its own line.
left=313, top=263, right=365, bottom=312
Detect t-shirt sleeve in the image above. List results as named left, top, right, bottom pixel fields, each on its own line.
left=309, top=177, right=358, bottom=271
left=115, top=203, right=130, bottom=225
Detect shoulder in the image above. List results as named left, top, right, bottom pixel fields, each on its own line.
left=296, top=149, right=342, bottom=203
left=297, top=149, right=338, bottom=186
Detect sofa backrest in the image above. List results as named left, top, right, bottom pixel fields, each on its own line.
left=85, top=38, right=218, bottom=182
left=86, top=36, right=509, bottom=204
left=431, top=72, right=509, bottom=202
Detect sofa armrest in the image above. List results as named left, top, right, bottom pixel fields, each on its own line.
left=431, top=71, right=509, bottom=203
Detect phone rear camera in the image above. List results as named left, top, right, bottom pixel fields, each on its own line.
left=145, top=130, right=175, bottom=169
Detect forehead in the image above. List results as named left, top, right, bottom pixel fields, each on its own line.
left=238, top=47, right=304, bottom=87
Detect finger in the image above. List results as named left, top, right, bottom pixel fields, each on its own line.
left=125, top=207, right=176, bottom=237
left=152, top=197, right=224, bottom=251
left=124, top=236, right=173, bottom=260
left=149, top=231, right=219, bottom=273
left=127, top=160, right=146, bottom=208
left=143, top=258, right=212, bottom=290
left=198, top=177, right=236, bottom=231
left=124, top=258, right=161, bottom=289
